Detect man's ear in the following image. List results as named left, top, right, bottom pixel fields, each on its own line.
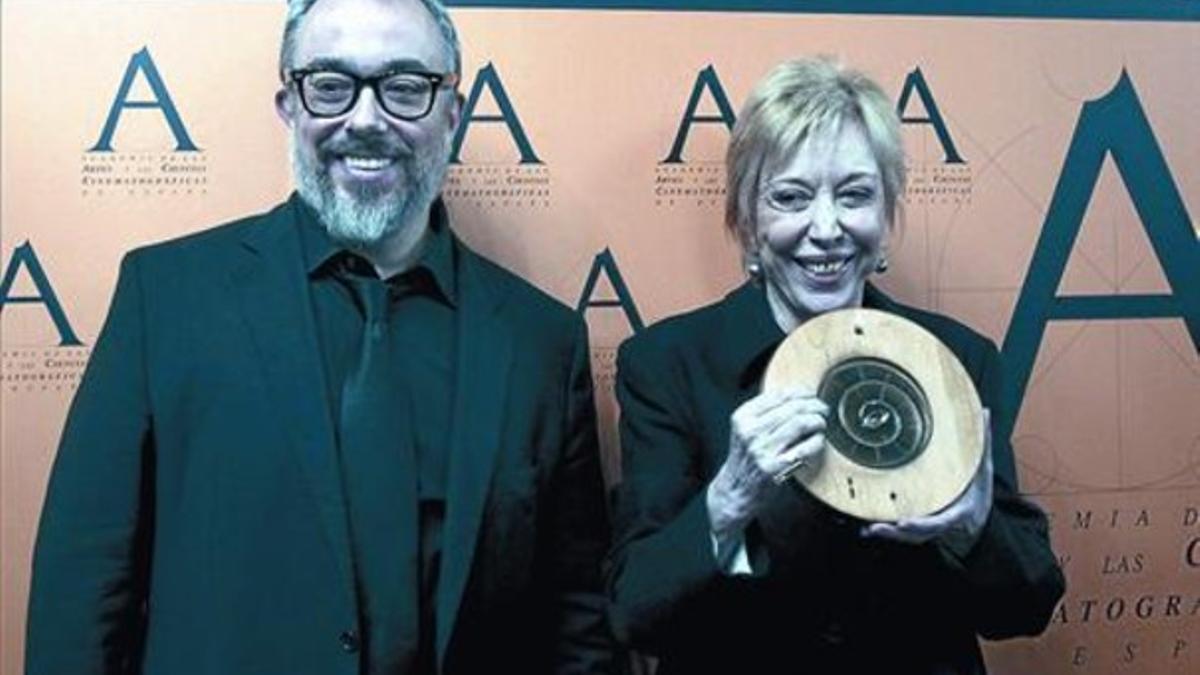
left=446, top=90, right=464, bottom=138
left=275, top=87, right=294, bottom=126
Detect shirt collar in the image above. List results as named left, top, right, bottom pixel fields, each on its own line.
left=419, top=199, right=457, bottom=305
left=295, top=192, right=457, bottom=305
left=722, top=280, right=894, bottom=386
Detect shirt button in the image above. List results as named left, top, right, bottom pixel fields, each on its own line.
left=339, top=630, right=360, bottom=653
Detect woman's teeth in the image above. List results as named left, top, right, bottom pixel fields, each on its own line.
left=802, top=258, right=850, bottom=274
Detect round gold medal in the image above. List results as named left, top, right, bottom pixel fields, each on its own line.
left=763, top=309, right=985, bottom=521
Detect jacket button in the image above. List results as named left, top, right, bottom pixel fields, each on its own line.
left=339, top=630, right=360, bottom=653
left=821, top=621, right=845, bottom=645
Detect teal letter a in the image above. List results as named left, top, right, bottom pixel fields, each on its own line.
left=451, top=62, right=542, bottom=164
left=661, top=65, right=736, bottom=164
left=576, top=248, right=644, bottom=333
left=0, top=241, right=82, bottom=346
left=897, top=67, right=964, bottom=164
left=89, top=47, right=199, bottom=152
left=999, top=71, right=1198, bottom=443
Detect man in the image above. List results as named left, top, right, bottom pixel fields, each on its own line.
left=25, top=1, right=612, bottom=673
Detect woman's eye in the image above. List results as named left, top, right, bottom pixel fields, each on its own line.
left=767, top=190, right=810, bottom=211
left=839, top=188, right=874, bottom=207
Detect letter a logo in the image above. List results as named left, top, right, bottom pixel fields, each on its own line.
left=897, top=67, right=964, bottom=164
left=662, top=65, right=736, bottom=164
left=576, top=248, right=644, bottom=333
left=0, top=242, right=83, bottom=346
left=999, top=71, right=1198, bottom=444
left=451, top=63, right=541, bottom=164
left=89, top=47, right=199, bottom=152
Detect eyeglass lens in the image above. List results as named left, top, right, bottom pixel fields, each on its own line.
left=301, top=71, right=437, bottom=119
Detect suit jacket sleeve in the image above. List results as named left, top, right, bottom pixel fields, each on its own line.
left=606, top=338, right=766, bottom=654
left=932, top=338, right=1065, bottom=639
left=26, top=252, right=155, bottom=675
left=548, top=318, right=616, bottom=674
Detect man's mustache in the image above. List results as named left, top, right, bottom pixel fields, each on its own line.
left=319, top=132, right=410, bottom=160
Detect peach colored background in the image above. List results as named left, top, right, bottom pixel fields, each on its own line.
left=2, top=2, right=1197, bottom=673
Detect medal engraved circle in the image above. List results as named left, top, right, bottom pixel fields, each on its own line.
left=819, top=358, right=932, bottom=469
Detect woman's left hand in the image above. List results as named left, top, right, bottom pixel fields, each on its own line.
left=861, top=409, right=994, bottom=549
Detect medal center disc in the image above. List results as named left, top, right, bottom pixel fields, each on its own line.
left=819, top=358, right=932, bottom=469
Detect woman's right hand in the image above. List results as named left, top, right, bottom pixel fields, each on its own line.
left=707, top=388, right=829, bottom=540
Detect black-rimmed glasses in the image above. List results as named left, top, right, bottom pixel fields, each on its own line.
left=289, top=69, right=459, bottom=121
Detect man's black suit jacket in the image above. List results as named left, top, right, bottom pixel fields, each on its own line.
left=26, top=196, right=612, bottom=675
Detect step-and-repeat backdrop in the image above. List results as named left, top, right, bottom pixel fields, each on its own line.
left=2, top=1, right=1197, bottom=673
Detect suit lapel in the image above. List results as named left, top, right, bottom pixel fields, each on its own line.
left=436, top=243, right=513, bottom=667
left=720, top=281, right=786, bottom=393
left=230, top=200, right=356, bottom=609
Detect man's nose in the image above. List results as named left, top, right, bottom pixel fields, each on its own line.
left=345, top=87, right=389, bottom=132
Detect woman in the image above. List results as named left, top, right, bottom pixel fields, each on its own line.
left=607, top=58, right=1064, bottom=674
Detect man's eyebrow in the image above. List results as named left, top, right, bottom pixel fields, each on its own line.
left=299, top=57, right=436, bottom=74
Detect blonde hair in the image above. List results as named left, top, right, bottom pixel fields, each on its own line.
left=725, top=57, right=905, bottom=253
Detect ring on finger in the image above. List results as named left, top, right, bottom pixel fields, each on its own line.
left=772, top=456, right=810, bottom=484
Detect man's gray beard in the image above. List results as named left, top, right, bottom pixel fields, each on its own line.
left=289, top=132, right=449, bottom=248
